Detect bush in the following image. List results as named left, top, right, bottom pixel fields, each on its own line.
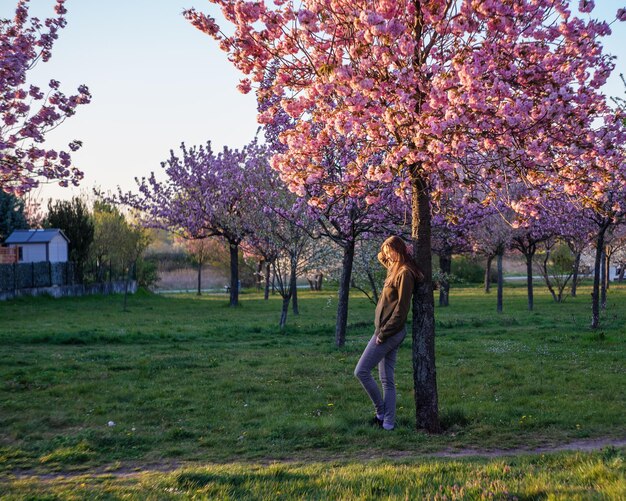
left=135, top=258, right=159, bottom=289
left=144, top=251, right=191, bottom=272
left=451, top=255, right=485, bottom=284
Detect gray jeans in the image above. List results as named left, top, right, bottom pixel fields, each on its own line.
left=354, top=328, right=407, bottom=429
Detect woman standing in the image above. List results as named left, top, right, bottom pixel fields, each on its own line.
left=354, top=236, right=423, bottom=430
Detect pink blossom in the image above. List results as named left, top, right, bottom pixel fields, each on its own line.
left=237, top=78, right=252, bottom=94
left=578, top=1, right=595, bottom=14
left=1, top=0, right=88, bottom=194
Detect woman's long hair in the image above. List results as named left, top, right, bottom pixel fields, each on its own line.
left=381, top=236, right=424, bottom=285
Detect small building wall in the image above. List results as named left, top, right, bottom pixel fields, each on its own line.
left=48, top=234, right=68, bottom=262
left=19, top=244, right=47, bottom=263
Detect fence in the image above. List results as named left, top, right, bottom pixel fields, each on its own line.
left=0, top=262, right=77, bottom=292
left=0, top=247, right=18, bottom=264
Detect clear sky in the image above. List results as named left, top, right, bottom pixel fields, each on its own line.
left=4, top=1, right=626, bottom=203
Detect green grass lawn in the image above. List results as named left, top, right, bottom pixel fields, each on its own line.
left=0, top=283, right=624, bottom=499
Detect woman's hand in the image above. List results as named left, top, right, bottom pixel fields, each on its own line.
left=375, top=336, right=383, bottom=345
left=377, top=252, right=389, bottom=268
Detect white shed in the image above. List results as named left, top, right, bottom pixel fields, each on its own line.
left=4, top=229, right=69, bottom=263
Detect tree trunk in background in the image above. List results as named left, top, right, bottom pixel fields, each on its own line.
left=197, top=262, right=202, bottom=296
left=229, top=241, right=239, bottom=307
left=525, top=251, right=534, bottom=311
left=591, top=225, right=608, bottom=329
left=571, top=252, right=581, bottom=297
left=438, top=249, right=451, bottom=307
left=123, top=263, right=133, bottom=312
left=335, top=240, right=355, bottom=347
left=600, top=249, right=607, bottom=309
left=410, top=172, right=441, bottom=433
left=367, top=270, right=379, bottom=303
left=279, top=295, right=291, bottom=329
left=264, top=262, right=271, bottom=300
left=484, top=255, right=493, bottom=293
left=497, top=252, right=503, bottom=313
left=316, top=272, right=323, bottom=290
left=291, top=263, right=299, bottom=315
left=256, top=260, right=263, bottom=291
left=605, top=252, right=611, bottom=291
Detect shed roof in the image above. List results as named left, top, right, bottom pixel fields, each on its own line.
left=4, top=229, right=70, bottom=244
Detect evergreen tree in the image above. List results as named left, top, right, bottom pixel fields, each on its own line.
left=0, top=191, right=29, bottom=241
left=44, top=197, right=94, bottom=281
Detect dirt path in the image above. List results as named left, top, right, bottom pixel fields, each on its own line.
left=6, top=437, right=626, bottom=481
left=422, top=437, right=626, bottom=458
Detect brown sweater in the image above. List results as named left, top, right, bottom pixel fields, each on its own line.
left=374, top=267, right=416, bottom=341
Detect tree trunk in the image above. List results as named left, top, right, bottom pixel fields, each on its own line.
left=605, top=252, right=611, bottom=292
left=229, top=241, right=239, bottom=307
left=123, top=263, right=133, bottom=312
left=410, top=172, right=440, bottom=434
left=197, top=262, right=202, bottom=296
left=525, top=251, right=534, bottom=311
left=600, top=249, right=607, bottom=309
left=264, top=262, right=271, bottom=300
left=497, top=252, right=503, bottom=313
left=366, top=269, right=379, bottom=304
left=438, top=249, right=451, bottom=307
left=256, top=260, right=263, bottom=291
left=335, top=240, right=356, bottom=347
left=279, top=295, right=291, bottom=330
left=291, top=264, right=299, bottom=315
left=484, top=255, right=493, bottom=293
left=591, top=225, right=608, bottom=329
left=540, top=250, right=558, bottom=303
left=571, top=252, right=581, bottom=297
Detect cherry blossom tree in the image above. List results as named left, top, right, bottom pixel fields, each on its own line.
left=608, top=226, right=626, bottom=284
left=1, top=0, right=91, bottom=195
left=550, top=113, right=626, bottom=328
left=604, top=225, right=626, bottom=288
left=248, top=191, right=318, bottom=328
left=431, top=197, right=470, bottom=307
left=186, top=0, right=624, bottom=432
left=508, top=196, right=581, bottom=311
left=562, top=213, right=595, bottom=298
left=510, top=223, right=552, bottom=311
left=305, top=180, right=408, bottom=347
left=466, top=204, right=513, bottom=313
left=258, top=64, right=409, bottom=345
left=176, top=237, right=217, bottom=296
left=243, top=226, right=280, bottom=301
left=536, top=237, right=576, bottom=303
left=117, top=139, right=269, bottom=307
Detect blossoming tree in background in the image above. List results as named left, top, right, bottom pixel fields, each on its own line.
left=117, top=140, right=269, bottom=307
left=0, top=0, right=91, bottom=195
left=259, top=65, right=410, bottom=345
left=430, top=196, right=470, bottom=307
left=186, top=1, right=624, bottom=431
